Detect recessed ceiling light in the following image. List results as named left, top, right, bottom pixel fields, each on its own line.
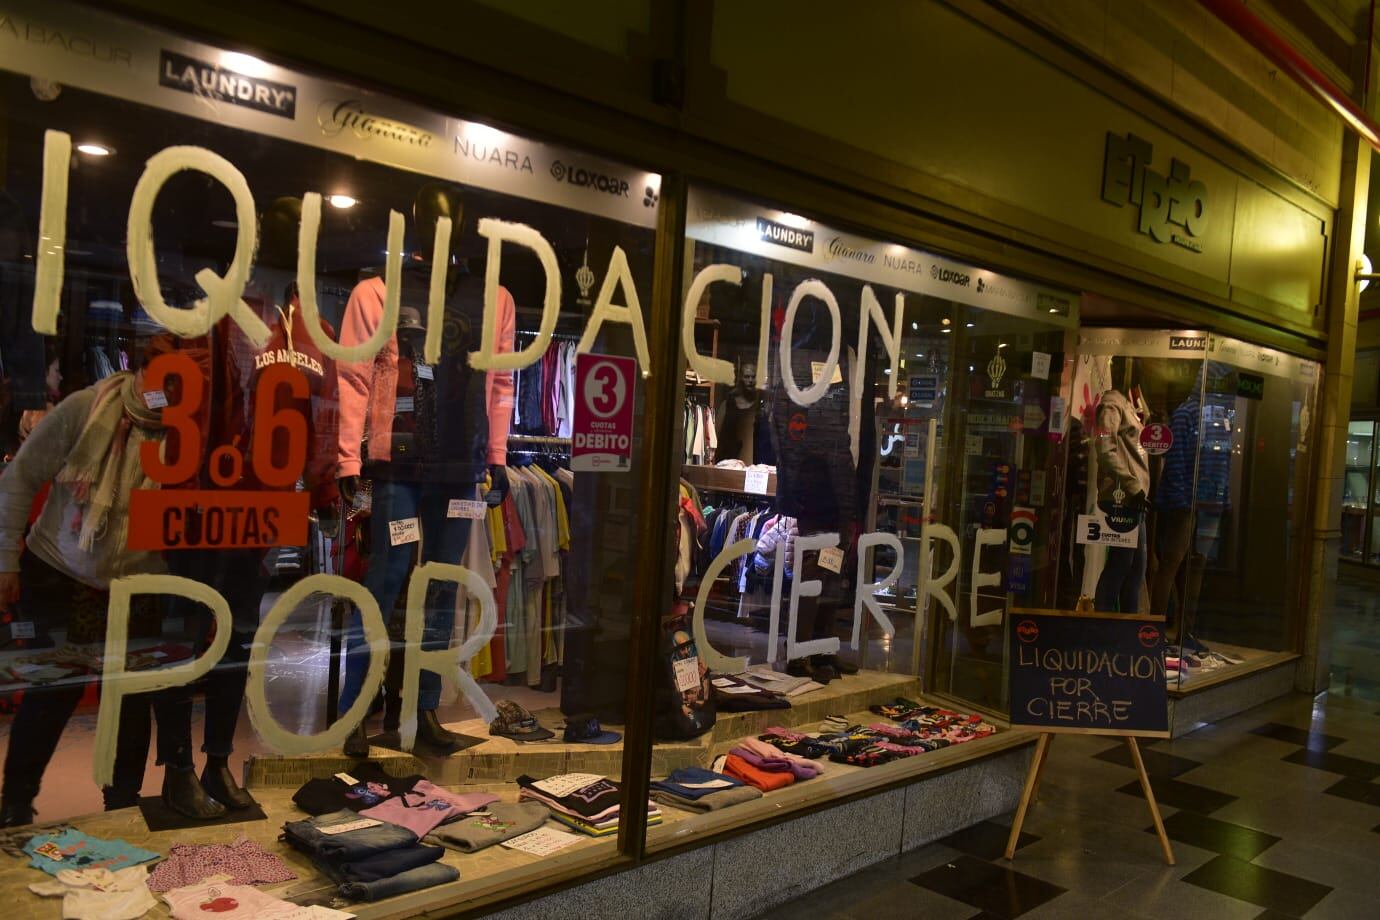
left=328, top=194, right=357, bottom=209
left=998, top=343, right=1007, bottom=349
left=911, top=322, right=918, bottom=331
left=211, top=219, right=238, bottom=229
left=1049, top=307, right=1059, bottom=313
left=965, top=322, right=975, bottom=328
left=941, top=318, right=951, bottom=326
left=75, top=143, right=112, bottom=157
left=941, top=328, right=952, bottom=334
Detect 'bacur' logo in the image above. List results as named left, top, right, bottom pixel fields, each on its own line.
left=757, top=217, right=814, bottom=253
left=160, top=49, right=295, bottom=118
left=318, top=100, right=433, bottom=147
left=1101, top=131, right=1208, bottom=253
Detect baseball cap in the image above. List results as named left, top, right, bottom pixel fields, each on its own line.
left=562, top=716, right=621, bottom=745
left=489, top=700, right=554, bottom=742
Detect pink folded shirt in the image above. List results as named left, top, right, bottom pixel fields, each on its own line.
left=360, top=781, right=499, bottom=837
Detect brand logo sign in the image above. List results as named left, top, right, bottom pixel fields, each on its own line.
left=1101, top=131, right=1208, bottom=253
left=160, top=49, right=296, bottom=118
left=931, top=264, right=971, bottom=287
left=756, top=217, right=814, bottom=253
left=572, top=353, right=635, bottom=473
left=0, top=16, right=133, bottom=66
left=1168, top=335, right=1207, bottom=351
left=454, top=136, right=532, bottom=172
left=550, top=160, right=629, bottom=197
left=318, top=99, right=433, bottom=146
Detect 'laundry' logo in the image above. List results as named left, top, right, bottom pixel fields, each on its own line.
left=757, top=217, right=814, bottom=253
left=160, top=50, right=296, bottom=118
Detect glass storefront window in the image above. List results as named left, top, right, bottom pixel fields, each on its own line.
left=0, top=0, right=661, bottom=912
left=1341, top=422, right=1370, bottom=560
left=648, top=185, right=1075, bottom=849
left=1066, top=329, right=1319, bottom=691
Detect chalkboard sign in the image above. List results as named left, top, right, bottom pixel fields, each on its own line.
left=1007, top=609, right=1169, bottom=737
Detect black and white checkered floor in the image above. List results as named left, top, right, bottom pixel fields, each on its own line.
left=757, top=575, right=1380, bottom=919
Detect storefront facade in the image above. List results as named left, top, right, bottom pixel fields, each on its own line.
left=0, top=1, right=1361, bottom=917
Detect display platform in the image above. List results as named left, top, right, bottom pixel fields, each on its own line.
left=247, top=671, right=923, bottom=788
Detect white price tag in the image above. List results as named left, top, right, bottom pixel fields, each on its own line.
left=811, top=361, right=843, bottom=385
left=1075, top=513, right=1139, bottom=548
left=388, top=518, right=421, bottom=546
left=818, top=546, right=844, bottom=573
left=673, top=656, right=701, bottom=693
left=142, top=390, right=168, bottom=409
left=501, top=827, right=581, bottom=856
left=965, top=435, right=983, bottom=456
left=395, top=396, right=415, bottom=414
left=744, top=469, right=770, bottom=494
left=1030, top=351, right=1051, bottom=380
left=9, top=622, right=35, bottom=640
left=531, top=773, right=604, bottom=797
left=1049, top=396, right=1067, bottom=435
left=415, top=364, right=434, bottom=381
left=448, top=499, right=487, bottom=519
left=318, top=817, right=383, bottom=835
left=679, top=779, right=735, bottom=790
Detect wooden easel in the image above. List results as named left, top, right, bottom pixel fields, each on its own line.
left=1004, top=731, right=1175, bottom=865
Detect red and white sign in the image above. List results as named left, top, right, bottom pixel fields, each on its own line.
left=1140, top=423, right=1173, bottom=455
left=572, top=353, right=636, bottom=473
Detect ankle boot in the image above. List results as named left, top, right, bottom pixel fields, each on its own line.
left=161, top=767, right=226, bottom=821
left=343, top=722, right=370, bottom=759
left=416, top=709, right=466, bottom=754
left=0, top=792, right=35, bottom=828
left=200, top=756, right=254, bottom=810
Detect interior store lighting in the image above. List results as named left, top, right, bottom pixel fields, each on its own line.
left=328, top=194, right=358, bottom=209
left=75, top=142, right=112, bottom=156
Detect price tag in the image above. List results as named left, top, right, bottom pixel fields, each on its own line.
left=1049, top=396, right=1067, bottom=435
left=319, top=817, right=383, bottom=835
left=415, top=364, right=434, bottom=381
left=673, top=656, right=701, bottom=693
left=9, top=621, right=35, bottom=640
left=1030, top=471, right=1047, bottom=506
left=34, top=842, right=64, bottom=861
left=965, top=435, right=983, bottom=456
left=395, top=396, right=415, bottom=414
left=142, top=390, right=168, bottom=409
left=352, top=489, right=372, bottom=513
left=818, top=546, right=844, bottom=573
left=388, top=517, right=421, bottom=546
left=811, top=361, right=843, bottom=385
left=333, top=772, right=360, bottom=786
left=448, top=499, right=487, bottom=519
left=1030, top=352, right=1051, bottom=380
left=744, top=469, right=770, bottom=494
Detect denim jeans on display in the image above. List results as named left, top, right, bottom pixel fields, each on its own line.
left=1094, top=515, right=1147, bottom=614
left=326, top=843, right=443, bottom=883
left=282, top=810, right=419, bottom=861
left=340, top=478, right=471, bottom=713
left=337, top=861, right=459, bottom=901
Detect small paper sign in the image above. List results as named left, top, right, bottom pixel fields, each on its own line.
left=1030, top=352, right=1051, bottom=380
left=502, top=827, right=581, bottom=857
left=333, top=772, right=359, bottom=786
left=318, top=817, right=383, bottom=835
left=1049, top=396, right=1067, bottom=436
left=1140, top=422, right=1173, bottom=455
left=415, top=364, right=434, bottom=381
left=531, top=773, right=604, bottom=797
left=965, top=435, right=983, bottom=456
left=388, top=518, right=421, bottom=546
left=811, top=361, right=843, bottom=385
left=395, top=396, right=415, bottom=414
left=1076, top=513, right=1139, bottom=548
left=744, top=469, right=771, bottom=494
left=673, top=656, right=701, bottom=693
left=9, top=621, right=35, bottom=640
left=143, top=390, right=168, bottom=409
left=818, top=546, right=844, bottom=573
left=448, top=499, right=487, bottom=519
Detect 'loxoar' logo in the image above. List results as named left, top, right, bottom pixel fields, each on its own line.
left=1101, top=131, right=1209, bottom=253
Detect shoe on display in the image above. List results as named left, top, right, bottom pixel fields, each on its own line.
left=370, top=729, right=404, bottom=751
left=814, top=654, right=859, bottom=676
left=416, top=709, right=468, bottom=754
left=161, top=767, right=227, bottom=821
left=0, top=795, right=35, bottom=828
left=200, top=756, right=255, bottom=810
left=343, top=723, right=370, bottom=759
left=1214, top=649, right=1244, bottom=665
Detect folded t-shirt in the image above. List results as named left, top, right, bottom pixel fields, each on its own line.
left=515, top=774, right=622, bottom=820
left=650, top=767, right=744, bottom=801
left=24, top=829, right=159, bottom=876
left=425, top=802, right=550, bottom=852
left=359, top=782, right=499, bottom=838
left=292, top=762, right=424, bottom=815
left=723, top=753, right=795, bottom=792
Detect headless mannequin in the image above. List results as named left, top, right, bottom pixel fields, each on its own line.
left=338, top=184, right=513, bottom=757
left=1093, top=388, right=1150, bottom=613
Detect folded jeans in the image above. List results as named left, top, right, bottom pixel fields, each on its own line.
left=338, top=861, right=459, bottom=901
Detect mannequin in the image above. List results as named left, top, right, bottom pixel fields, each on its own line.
left=0, top=346, right=192, bottom=825
left=336, top=184, right=515, bottom=756
left=108, top=197, right=340, bottom=812
left=715, top=360, right=760, bottom=464
left=1093, top=388, right=1150, bottom=613
left=1151, top=377, right=1202, bottom=634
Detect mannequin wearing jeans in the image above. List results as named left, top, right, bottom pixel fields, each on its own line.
left=1092, top=389, right=1150, bottom=613
left=335, top=184, right=514, bottom=756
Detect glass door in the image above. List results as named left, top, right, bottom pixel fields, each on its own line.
left=1344, top=421, right=1374, bottom=562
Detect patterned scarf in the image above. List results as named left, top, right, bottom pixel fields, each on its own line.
left=53, top=372, right=165, bottom=552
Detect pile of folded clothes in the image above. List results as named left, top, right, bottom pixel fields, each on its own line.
left=719, top=736, right=822, bottom=790
left=287, top=763, right=505, bottom=901
left=516, top=773, right=661, bottom=837
left=744, top=703, right=998, bottom=771
left=650, top=767, right=763, bottom=812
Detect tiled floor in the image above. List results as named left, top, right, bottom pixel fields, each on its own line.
left=756, top=571, right=1380, bottom=919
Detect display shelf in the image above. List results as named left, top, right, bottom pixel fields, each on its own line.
left=681, top=464, right=777, bottom=497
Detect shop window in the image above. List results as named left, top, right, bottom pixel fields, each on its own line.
left=0, top=1, right=661, bottom=913
left=648, top=185, right=1076, bottom=847
left=1065, top=330, right=1320, bottom=690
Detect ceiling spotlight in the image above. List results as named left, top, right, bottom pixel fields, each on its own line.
left=998, top=343, right=1007, bottom=349
left=941, top=318, right=951, bottom=326
left=965, top=322, right=975, bottom=328
left=328, top=194, right=358, bottom=209
left=75, top=142, right=112, bottom=157
left=941, top=328, right=952, bottom=334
